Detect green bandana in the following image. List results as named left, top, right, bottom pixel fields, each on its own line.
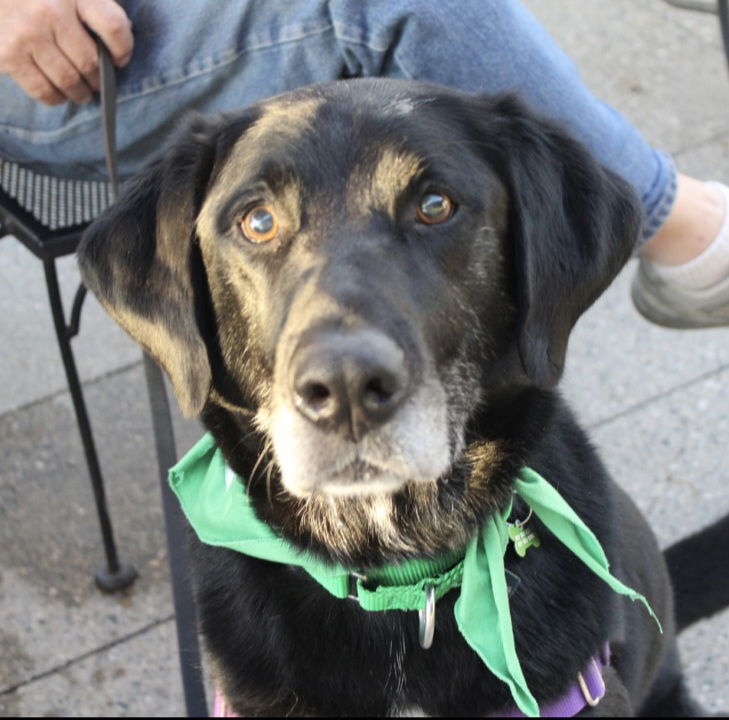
left=169, top=433, right=660, bottom=717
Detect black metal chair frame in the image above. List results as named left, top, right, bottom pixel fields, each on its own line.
left=0, top=165, right=135, bottom=590
left=0, top=161, right=208, bottom=716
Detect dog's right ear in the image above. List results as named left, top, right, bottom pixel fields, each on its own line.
left=78, top=114, right=223, bottom=417
left=462, top=93, right=642, bottom=389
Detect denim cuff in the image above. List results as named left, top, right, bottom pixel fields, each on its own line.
left=639, top=149, right=677, bottom=246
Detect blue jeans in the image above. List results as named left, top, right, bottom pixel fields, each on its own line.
left=0, top=0, right=675, bottom=242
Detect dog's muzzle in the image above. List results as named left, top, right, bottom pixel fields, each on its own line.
left=270, top=320, right=449, bottom=498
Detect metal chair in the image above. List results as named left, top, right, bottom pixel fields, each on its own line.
left=0, top=124, right=208, bottom=719
left=0, top=159, right=137, bottom=591
left=663, top=0, right=729, bottom=69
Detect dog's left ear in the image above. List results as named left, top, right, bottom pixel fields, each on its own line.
left=471, top=94, right=643, bottom=388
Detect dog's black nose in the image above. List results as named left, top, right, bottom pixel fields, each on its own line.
left=291, top=329, right=410, bottom=440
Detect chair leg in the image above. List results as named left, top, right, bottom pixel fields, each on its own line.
left=720, top=0, right=729, bottom=72
left=143, top=354, right=209, bottom=717
left=42, top=257, right=137, bottom=591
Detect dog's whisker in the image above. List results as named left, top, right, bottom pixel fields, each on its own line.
left=240, top=440, right=271, bottom=496
left=265, top=459, right=278, bottom=506
left=285, top=693, right=300, bottom=718
left=247, top=438, right=273, bottom=488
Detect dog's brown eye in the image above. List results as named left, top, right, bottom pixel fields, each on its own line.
left=240, top=205, right=278, bottom=243
left=416, top=192, right=454, bottom=225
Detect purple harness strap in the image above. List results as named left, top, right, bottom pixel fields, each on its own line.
left=497, top=645, right=610, bottom=717
left=214, top=646, right=610, bottom=717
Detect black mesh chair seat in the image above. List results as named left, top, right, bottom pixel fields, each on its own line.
left=0, top=158, right=113, bottom=257
left=1, top=158, right=113, bottom=230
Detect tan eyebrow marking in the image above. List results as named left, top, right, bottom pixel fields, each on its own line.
left=197, top=96, right=322, bottom=240
left=245, top=96, right=324, bottom=145
left=347, top=147, right=424, bottom=219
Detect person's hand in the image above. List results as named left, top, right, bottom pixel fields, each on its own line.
left=0, top=0, right=134, bottom=106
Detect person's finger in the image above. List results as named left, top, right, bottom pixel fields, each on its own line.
left=11, top=59, right=66, bottom=105
left=32, top=41, right=93, bottom=104
left=55, top=18, right=102, bottom=92
left=76, top=0, right=134, bottom=67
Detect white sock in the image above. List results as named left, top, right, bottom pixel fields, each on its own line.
left=650, top=181, right=729, bottom=290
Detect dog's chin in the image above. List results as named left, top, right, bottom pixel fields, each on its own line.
left=286, top=463, right=439, bottom=499
left=281, top=460, right=438, bottom=498
left=266, top=387, right=453, bottom=500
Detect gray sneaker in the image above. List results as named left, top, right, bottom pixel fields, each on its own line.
left=631, top=258, right=729, bottom=328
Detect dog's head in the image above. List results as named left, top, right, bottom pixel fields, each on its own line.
left=79, top=79, right=640, bottom=562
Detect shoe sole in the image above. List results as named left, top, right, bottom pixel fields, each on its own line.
left=631, top=274, right=729, bottom=329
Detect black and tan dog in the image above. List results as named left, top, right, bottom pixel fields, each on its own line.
left=78, top=79, right=729, bottom=716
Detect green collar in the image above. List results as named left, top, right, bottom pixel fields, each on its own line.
left=169, top=433, right=660, bottom=718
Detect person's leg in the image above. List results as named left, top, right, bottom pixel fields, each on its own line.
left=329, top=0, right=676, bottom=246
left=631, top=175, right=729, bottom=328
left=0, top=0, right=344, bottom=180
left=329, top=0, right=728, bottom=326
left=642, top=176, right=725, bottom=266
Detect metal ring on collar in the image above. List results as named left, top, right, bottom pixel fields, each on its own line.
left=419, top=584, right=436, bottom=649
left=348, top=572, right=367, bottom=601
